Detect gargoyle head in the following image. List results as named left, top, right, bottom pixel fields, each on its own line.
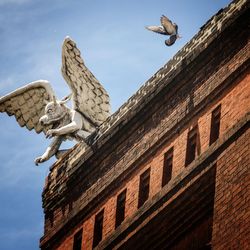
left=39, top=95, right=70, bottom=126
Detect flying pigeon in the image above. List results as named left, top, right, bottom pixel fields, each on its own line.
left=146, top=15, right=181, bottom=46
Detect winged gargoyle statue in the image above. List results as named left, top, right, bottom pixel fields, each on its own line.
left=0, top=37, right=110, bottom=165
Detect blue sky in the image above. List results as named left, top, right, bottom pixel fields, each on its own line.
left=0, top=0, right=232, bottom=249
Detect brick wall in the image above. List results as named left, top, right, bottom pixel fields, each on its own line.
left=212, top=128, right=250, bottom=249
left=53, top=70, right=249, bottom=250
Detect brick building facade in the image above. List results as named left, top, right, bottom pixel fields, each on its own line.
left=40, top=0, right=250, bottom=249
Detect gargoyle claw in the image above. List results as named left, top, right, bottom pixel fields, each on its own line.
left=35, top=156, right=44, bottom=166
left=46, top=129, right=58, bottom=139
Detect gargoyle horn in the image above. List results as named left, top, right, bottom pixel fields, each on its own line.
left=53, top=95, right=57, bottom=105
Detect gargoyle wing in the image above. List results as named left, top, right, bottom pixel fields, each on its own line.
left=0, top=80, right=55, bottom=133
left=61, top=37, right=111, bottom=127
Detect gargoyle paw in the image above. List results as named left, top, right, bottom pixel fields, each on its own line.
left=35, top=156, right=45, bottom=166
left=46, top=129, right=58, bottom=139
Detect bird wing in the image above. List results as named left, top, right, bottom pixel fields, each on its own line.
left=61, top=37, right=110, bottom=127
left=145, top=25, right=168, bottom=35
left=160, top=15, right=176, bottom=35
left=0, top=80, right=55, bottom=133
left=165, top=35, right=177, bottom=46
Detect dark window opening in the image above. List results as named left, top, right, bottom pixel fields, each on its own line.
left=185, top=127, right=198, bottom=166
left=73, top=228, right=83, bottom=250
left=115, top=189, right=127, bottom=228
left=162, top=147, right=174, bottom=187
left=138, top=168, right=150, bottom=208
left=46, top=212, right=54, bottom=227
left=209, top=105, right=221, bottom=145
left=93, top=209, right=104, bottom=248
